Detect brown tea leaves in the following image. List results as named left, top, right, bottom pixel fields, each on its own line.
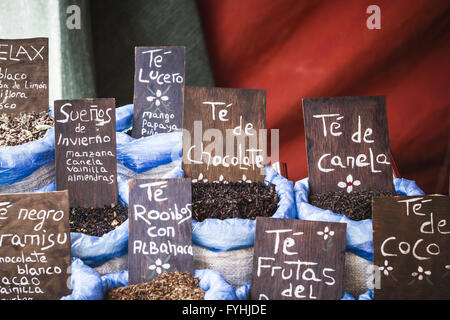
left=309, top=190, right=395, bottom=220
left=106, top=272, right=205, bottom=300
left=69, top=204, right=128, bottom=236
left=192, top=182, right=279, bottom=221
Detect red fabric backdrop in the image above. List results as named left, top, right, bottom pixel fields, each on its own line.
left=197, top=0, right=450, bottom=194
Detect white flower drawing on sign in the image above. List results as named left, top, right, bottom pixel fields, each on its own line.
left=147, top=89, right=169, bottom=107
left=213, top=175, right=229, bottom=184
left=317, top=226, right=334, bottom=240
left=443, top=265, right=450, bottom=280
left=192, top=173, right=208, bottom=183
left=239, top=174, right=252, bottom=183
left=379, top=259, right=394, bottom=276
left=149, top=258, right=170, bottom=275
left=411, top=266, right=431, bottom=281
left=338, top=174, right=361, bottom=193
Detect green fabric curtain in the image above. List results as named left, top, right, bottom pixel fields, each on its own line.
left=0, top=0, right=214, bottom=107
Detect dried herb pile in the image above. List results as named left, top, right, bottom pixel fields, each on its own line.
left=105, top=272, right=205, bottom=300
left=69, top=204, right=128, bottom=236
left=192, top=182, right=279, bottom=221
left=309, top=190, right=396, bottom=221
left=0, top=111, right=54, bottom=146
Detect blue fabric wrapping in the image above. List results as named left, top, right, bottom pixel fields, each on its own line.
left=192, top=165, right=297, bottom=252
left=194, top=269, right=237, bottom=300
left=341, top=292, right=355, bottom=300
left=71, top=219, right=129, bottom=268
left=101, top=271, right=129, bottom=293
left=235, top=284, right=251, bottom=300
left=117, top=175, right=130, bottom=206
left=234, top=284, right=370, bottom=300
left=115, top=103, right=182, bottom=173
left=294, top=177, right=425, bottom=261
left=341, top=290, right=374, bottom=300
left=61, top=258, right=104, bottom=300
left=116, top=130, right=182, bottom=174
left=64, top=266, right=236, bottom=300
left=0, top=127, right=55, bottom=186
left=115, top=103, right=133, bottom=132
left=61, top=259, right=127, bottom=300
left=358, top=290, right=374, bottom=300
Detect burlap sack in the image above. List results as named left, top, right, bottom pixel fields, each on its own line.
left=193, top=245, right=254, bottom=288
left=94, top=254, right=128, bottom=275
left=92, top=243, right=253, bottom=284
left=343, top=252, right=373, bottom=297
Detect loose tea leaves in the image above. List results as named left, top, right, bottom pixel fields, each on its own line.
left=309, top=190, right=396, bottom=221
left=192, top=182, right=279, bottom=222
left=69, top=204, right=127, bottom=236
left=0, top=111, right=53, bottom=146
left=105, top=272, right=205, bottom=300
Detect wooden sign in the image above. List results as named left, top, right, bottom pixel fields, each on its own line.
left=251, top=217, right=347, bottom=300
left=132, top=46, right=185, bottom=138
left=128, top=178, right=193, bottom=284
left=182, top=86, right=267, bottom=183
left=0, top=191, right=71, bottom=300
left=54, top=98, right=118, bottom=208
left=302, top=96, right=394, bottom=196
left=0, top=38, right=49, bottom=115
left=373, top=195, right=450, bottom=300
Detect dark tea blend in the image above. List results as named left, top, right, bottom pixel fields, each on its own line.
left=0, top=111, right=53, bottom=146
left=192, top=182, right=279, bottom=221
left=106, top=272, right=205, bottom=300
left=309, top=190, right=395, bottom=221
left=69, top=204, right=128, bottom=236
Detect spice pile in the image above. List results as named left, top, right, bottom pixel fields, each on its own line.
left=192, top=182, right=279, bottom=221
left=0, top=111, right=54, bottom=146
left=309, top=190, right=396, bottom=221
left=105, top=272, right=205, bottom=300
left=69, top=204, right=128, bottom=236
